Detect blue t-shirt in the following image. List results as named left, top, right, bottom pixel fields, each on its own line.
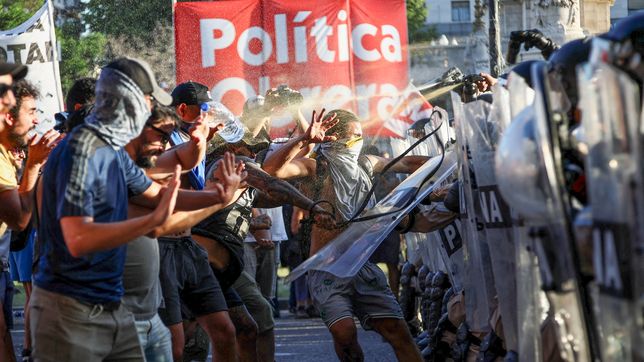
left=35, top=126, right=152, bottom=304
left=170, top=129, right=204, bottom=190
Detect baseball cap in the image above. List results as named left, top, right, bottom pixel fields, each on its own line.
left=104, top=57, right=172, bottom=106
left=0, top=62, right=28, bottom=80
left=171, top=81, right=213, bottom=106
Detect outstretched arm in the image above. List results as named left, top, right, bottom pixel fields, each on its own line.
left=130, top=154, right=247, bottom=237
left=131, top=152, right=245, bottom=211
left=262, top=109, right=338, bottom=179
left=61, top=166, right=181, bottom=257
left=245, top=162, right=335, bottom=228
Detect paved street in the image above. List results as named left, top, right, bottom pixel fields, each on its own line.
left=274, top=312, right=397, bottom=362
left=10, top=308, right=399, bottom=361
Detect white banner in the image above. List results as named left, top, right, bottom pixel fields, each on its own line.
left=0, top=1, right=63, bottom=133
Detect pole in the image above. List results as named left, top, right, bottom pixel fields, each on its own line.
left=488, top=0, right=502, bottom=77
left=47, top=0, right=65, bottom=112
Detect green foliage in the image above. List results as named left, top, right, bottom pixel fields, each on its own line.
left=406, top=0, right=430, bottom=43
left=57, top=24, right=107, bottom=94
left=83, top=0, right=172, bottom=42
left=0, top=0, right=42, bottom=30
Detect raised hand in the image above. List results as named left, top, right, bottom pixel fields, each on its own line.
left=152, top=165, right=181, bottom=226
left=212, top=152, right=247, bottom=204
left=303, top=109, right=339, bottom=145
left=27, top=129, right=63, bottom=166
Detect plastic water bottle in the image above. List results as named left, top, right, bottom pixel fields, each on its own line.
left=200, top=101, right=244, bottom=143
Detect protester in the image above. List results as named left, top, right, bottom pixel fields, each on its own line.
left=122, top=105, right=213, bottom=362
left=244, top=204, right=287, bottom=318
left=263, top=109, right=426, bottom=361
left=1, top=76, right=62, bottom=362
left=65, top=77, right=96, bottom=113
left=5, top=79, right=59, bottom=362
left=30, top=58, right=242, bottom=361
left=57, top=77, right=97, bottom=133
left=0, top=62, right=26, bottom=126
left=158, top=81, right=241, bottom=361
left=190, top=129, right=334, bottom=361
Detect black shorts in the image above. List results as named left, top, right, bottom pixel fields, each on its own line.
left=182, top=287, right=243, bottom=320
left=157, top=237, right=228, bottom=326
left=191, top=228, right=245, bottom=309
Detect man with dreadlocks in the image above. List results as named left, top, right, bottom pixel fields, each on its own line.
left=263, top=109, right=426, bottom=362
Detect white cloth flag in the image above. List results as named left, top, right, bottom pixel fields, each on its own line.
left=0, top=1, right=64, bottom=134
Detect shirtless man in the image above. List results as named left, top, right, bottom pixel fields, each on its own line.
left=263, top=109, right=425, bottom=361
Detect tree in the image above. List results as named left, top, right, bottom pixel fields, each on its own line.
left=104, top=23, right=175, bottom=88
left=83, top=0, right=172, bottom=42
left=0, top=0, right=42, bottom=30
left=57, top=23, right=107, bottom=93
left=406, top=0, right=430, bottom=42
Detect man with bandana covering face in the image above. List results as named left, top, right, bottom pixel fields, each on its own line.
left=263, top=109, right=427, bottom=362
left=30, top=58, right=244, bottom=361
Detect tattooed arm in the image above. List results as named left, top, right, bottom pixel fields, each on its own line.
left=243, top=161, right=335, bottom=228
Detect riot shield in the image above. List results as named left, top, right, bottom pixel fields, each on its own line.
left=461, top=85, right=521, bottom=355
left=431, top=217, right=466, bottom=293
left=285, top=151, right=457, bottom=283
left=578, top=62, right=644, bottom=361
left=450, top=91, right=496, bottom=334
left=531, top=61, right=597, bottom=361
left=506, top=74, right=535, bottom=120
left=495, top=89, right=547, bottom=361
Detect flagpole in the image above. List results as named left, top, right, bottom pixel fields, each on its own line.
left=47, top=0, right=64, bottom=111
left=172, top=0, right=177, bottom=87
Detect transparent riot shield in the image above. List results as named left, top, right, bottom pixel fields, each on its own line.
left=578, top=62, right=644, bottom=361
left=431, top=217, right=466, bottom=293
left=285, top=152, right=457, bottom=283
left=531, top=61, right=597, bottom=361
left=451, top=92, right=496, bottom=333
left=461, top=85, right=520, bottom=355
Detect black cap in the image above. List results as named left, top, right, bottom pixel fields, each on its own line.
left=104, top=57, right=172, bottom=106
left=171, top=81, right=212, bottom=106
left=0, top=62, right=27, bottom=80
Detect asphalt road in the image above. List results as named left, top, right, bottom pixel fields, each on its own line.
left=10, top=308, right=399, bottom=362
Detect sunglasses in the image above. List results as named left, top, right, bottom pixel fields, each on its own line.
left=145, top=123, right=173, bottom=145
left=0, top=83, right=12, bottom=98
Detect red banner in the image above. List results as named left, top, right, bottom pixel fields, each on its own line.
left=174, top=0, right=409, bottom=137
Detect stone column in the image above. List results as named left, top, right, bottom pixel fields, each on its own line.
left=524, top=0, right=586, bottom=45
left=580, top=0, right=615, bottom=34
left=463, top=0, right=491, bottom=74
